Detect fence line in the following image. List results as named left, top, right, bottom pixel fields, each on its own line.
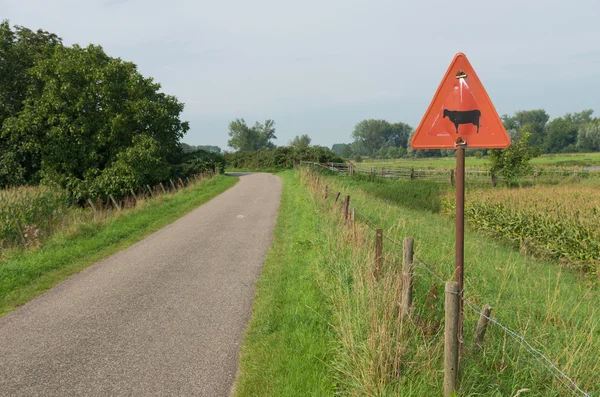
left=300, top=161, right=600, bottom=185
left=309, top=166, right=590, bottom=396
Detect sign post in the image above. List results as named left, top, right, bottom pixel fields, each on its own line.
left=410, top=53, right=510, bottom=343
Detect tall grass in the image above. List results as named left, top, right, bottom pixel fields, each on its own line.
left=299, top=168, right=599, bottom=396
left=0, top=186, right=71, bottom=249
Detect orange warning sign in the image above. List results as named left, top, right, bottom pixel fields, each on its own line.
left=410, top=53, right=510, bottom=149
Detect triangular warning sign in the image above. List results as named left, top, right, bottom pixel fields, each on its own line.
left=410, top=53, right=510, bottom=149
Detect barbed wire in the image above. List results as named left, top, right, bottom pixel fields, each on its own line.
left=459, top=296, right=590, bottom=397
left=305, top=165, right=591, bottom=397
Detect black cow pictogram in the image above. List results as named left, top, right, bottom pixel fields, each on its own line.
left=443, top=109, right=481, bottom=134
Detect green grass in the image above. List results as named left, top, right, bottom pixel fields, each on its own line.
left=233, top=171, right=335, bottom=396
left=0, top=175, right=238, bottom=316
left=360, top=152, right=600, bottom=170
left=297, top=168, right=599, bottom=396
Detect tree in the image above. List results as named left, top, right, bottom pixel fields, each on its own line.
left=227, top=119, right=277, bottom=151
left=387, top=146, right=399, bottom=159
left=577, top=119, right=600, bottom=152
left=501, top=110, right=549, bottom=149
left=544, top=110, right=593, bottom=153
left=290, top=134, right=311, bottom=148
left=489, top=131, right=538, bottom=184
left=351, top=119, right=413, bottom=157
left=0, top=41, right=189, bottom=197
left=341, top=145, right=353, bottom=158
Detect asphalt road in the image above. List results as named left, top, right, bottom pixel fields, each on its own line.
left=0, top=173, right=282, bottom=397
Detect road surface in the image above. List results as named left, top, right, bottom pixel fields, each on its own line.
left=0, top=173, right=281, bottom=397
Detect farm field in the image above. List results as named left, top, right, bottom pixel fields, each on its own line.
left=0, top=175, right=238, bottom=316
left=444, top=185, right=600, bottom=277
left=359, top=151, right=600, bottom=170
left=236, top=168, right=599, bottom=396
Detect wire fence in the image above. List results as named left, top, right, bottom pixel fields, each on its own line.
left=308, top=166, right=591, bottom=396
left=301, top=161, right=600, bottom=185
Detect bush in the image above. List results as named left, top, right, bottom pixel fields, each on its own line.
left=225, top=146, right=343, bottom=169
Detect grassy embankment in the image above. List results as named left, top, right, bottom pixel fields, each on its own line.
left=233, top=171, right=335, bottom=396
left=0, top=175, right=238, bottom=316
left=236, top=169, right=599, bottom=396
left=359, top=151, right=600, bottom=170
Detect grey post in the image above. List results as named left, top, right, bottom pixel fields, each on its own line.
left=335, top=192, right=341, bottom=203
left=170, top=179, right=176, bottom=190
left=159, top=183, right=167, bottom=194
left=109, top=194, right=121, bottom=211
left=87, top=199, right=97, bottom=212
left=401, top=238, right=414, bottom=317
left=374, top=229, right=383, bottom=279
left=444, top=281, right=460, bottom=397
left=450, top=170, right=455, bottom=187
left=343, top=195, right=350, bottom=221
left=474, top=305, right=492, bottom=349
left=146, top=185, right=154, bottom=197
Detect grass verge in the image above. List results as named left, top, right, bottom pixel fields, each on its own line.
left=233, top=170, right=335, bottom=396
left=0, top=175, right=238, bottom=316
left=307, top=168, right=599, bottom=396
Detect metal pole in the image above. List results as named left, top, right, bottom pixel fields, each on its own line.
left=455, top=144, right=465, bottom=341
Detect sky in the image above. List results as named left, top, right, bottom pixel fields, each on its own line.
left=2, top=0, right=600, bottom=150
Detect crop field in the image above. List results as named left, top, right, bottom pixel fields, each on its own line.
left=241, top=167, right=599, bottom=396
left=360, top=152, right=600, bottom=170
left=444, top=185, right=600, bottom=278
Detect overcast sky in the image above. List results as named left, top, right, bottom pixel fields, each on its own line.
left=2, top=0, right=599, bottom=150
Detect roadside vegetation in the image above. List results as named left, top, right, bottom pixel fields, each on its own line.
left=237, top=168, right=599, bottom=395
left=0, top=175, right=238, bottom=316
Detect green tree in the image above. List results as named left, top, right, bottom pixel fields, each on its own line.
left=387, top=146, right=399, bottom=159
left=227, top=119, right=276, bottom=151
left=577, top=119, right=600, bottom=152
left=290, top=134, right=311, bottom=148
left=0, top=42, right=188, bottom=197
left=489, top=132, right=538, bottom=184
left=544, top=110, right=593, bottom=153
left=501, top=109, right=549, bottom=149
left=351, top=119, right=413, bottom=157
left=341, top=145, right=353, bottom=158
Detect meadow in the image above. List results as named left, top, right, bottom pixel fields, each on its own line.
left=359, top=151, right=600, bottom=170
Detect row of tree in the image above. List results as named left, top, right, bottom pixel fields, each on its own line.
left=0, top=21, right=220, bottom=200
left=333, top=110, right=600, bottom=159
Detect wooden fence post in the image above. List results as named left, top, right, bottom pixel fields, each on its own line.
left=343, top=195, right=350, bottom=221
left=170, top=179, right=176, bottom=190
left=450, top=170, right=455, bottom=187
left=159, top=183, right=167, bottom=194
left=325, top=185, right=328, bottom=199
left=491, top=173, right=497, bottom=187
left=146, top=185, right=154, bottom=197
left=109, top=194, right=121, bottom=211
left=130, top=189, right=138, bottom=202
left=400, top=238, right=414, bottom=317
left=371, top=167, right=374, bottom=177
left=410, top=168, right=415, bottom=180
left=374, top=229, right=383, bottom=279
left=178, top=178, right=184, bottom=188
left=335, top=192, right=341, bottom=203
left=381, top=167, right=385, bottom=177
left=474, top=305, right=492, bottom=349
left=444, top=281, right=460, bottom=397
left=87, top=199, right=97, bottom=212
